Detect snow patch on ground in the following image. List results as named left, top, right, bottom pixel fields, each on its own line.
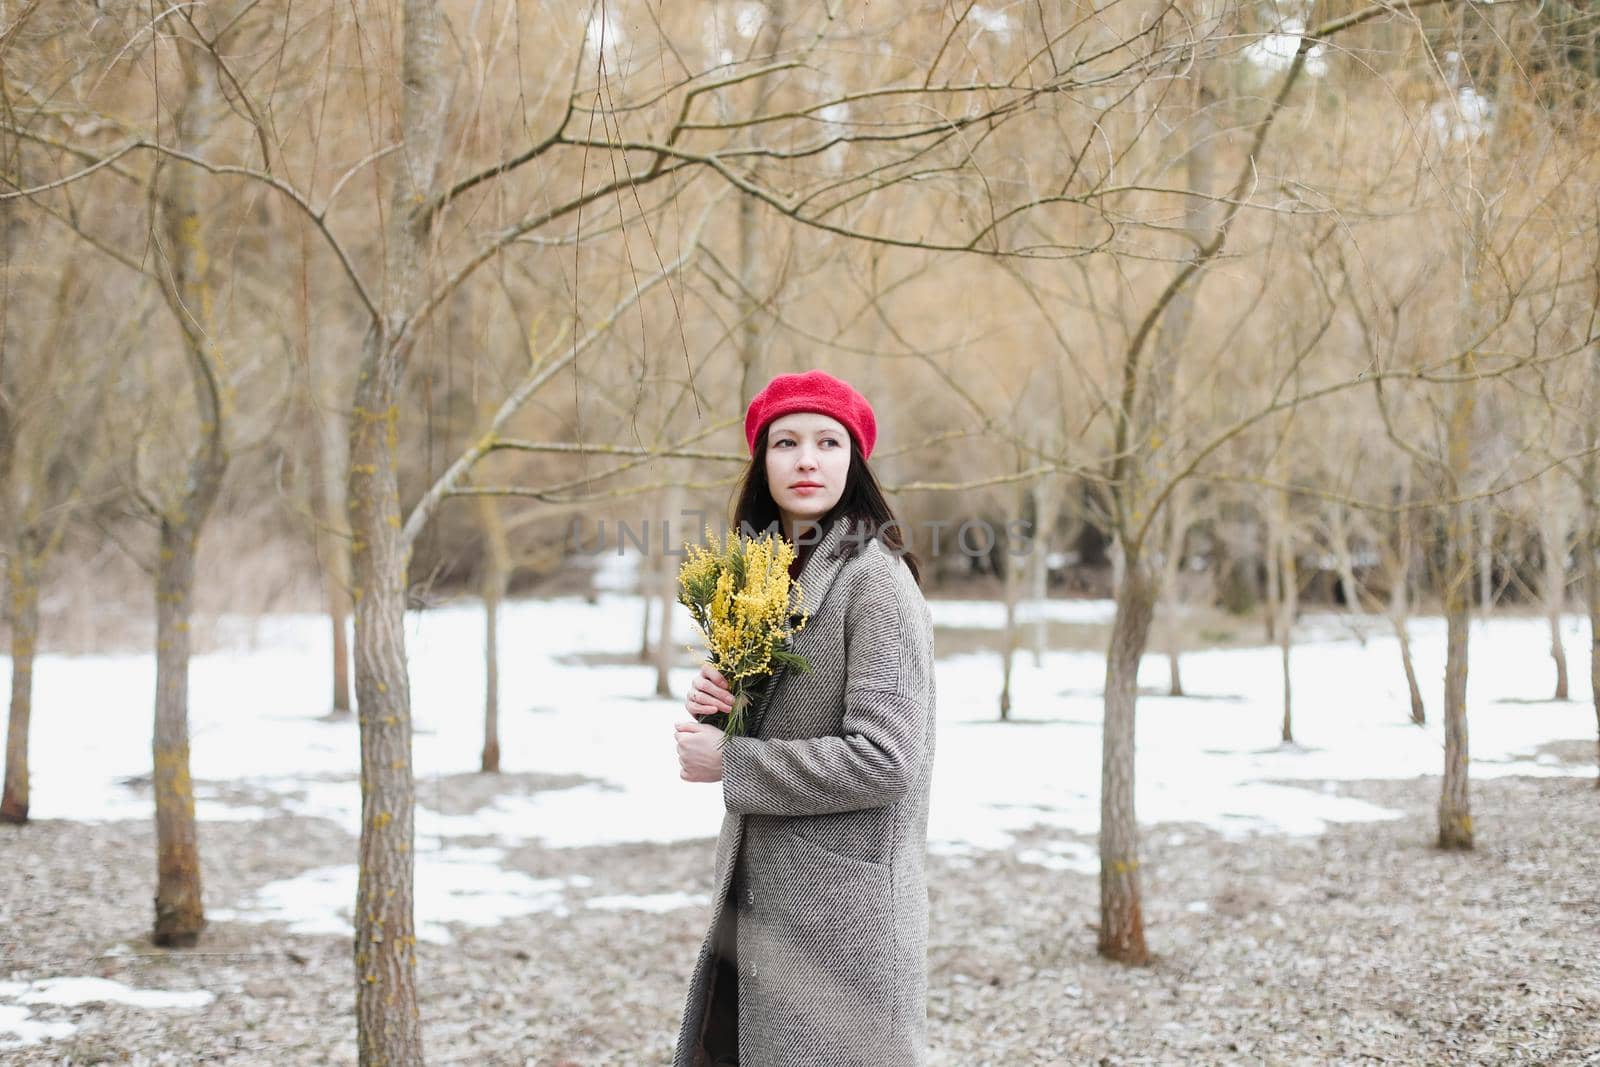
left=210, top=847, right=592, bottom=944
left=0, top=978, right=212, bottom=1050
left=3, top=594, right=1593, bottom=940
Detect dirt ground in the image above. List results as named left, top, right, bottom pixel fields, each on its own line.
left=3, top=770, right=1598, bottom=1066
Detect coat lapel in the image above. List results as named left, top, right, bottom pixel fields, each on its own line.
left=747, top=518, right=856, bottom=738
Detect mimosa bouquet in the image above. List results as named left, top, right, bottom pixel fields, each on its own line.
left=677, top=527, right=810, bottom=738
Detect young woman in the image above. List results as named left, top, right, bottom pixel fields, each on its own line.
left=672, top=369, right=937, bottom=1067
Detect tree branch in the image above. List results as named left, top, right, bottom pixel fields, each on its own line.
left=401, top=207, right=712, bottom=547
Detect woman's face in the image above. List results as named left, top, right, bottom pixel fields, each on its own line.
left=765, top=412, right=851, bottom=533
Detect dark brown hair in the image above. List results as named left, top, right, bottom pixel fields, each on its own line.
left=731, top=432, right=922, bottom=586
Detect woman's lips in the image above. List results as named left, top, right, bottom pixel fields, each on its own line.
left=790, top=483, right=823, bottom=493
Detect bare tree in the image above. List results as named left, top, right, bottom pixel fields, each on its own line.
left=339, top=1, right=453, bottom=1053
left=1437, top=321, right=1478, bottom=850
left=1267, top=475, right=1300, bottom=745
left=1535, top=475, right=1574, bottom=700
left=1091, top=1, right=1226, bottom=964
left=655, top=484, right=685, bottom=699
left=0, top=256, right=125, bottom=823
left=142, top=40, right=233, bottom=944
left=1477, top=499, right=1496, bottom=617
left=1584, top=302, right=1600, bottom=785
left=998, top=468, right=1031, bottom=721
left=307, top=339, right=354, bottom=719
left=476, top=489, right=511, bottom=774
left=1387, top=468, right=1429, bottom=726
left=1076, top=0, right=1493, bottom=958
left=1030, top=470, right=1064, bottom=669
left=1157, top=482, right=1193, bottom=697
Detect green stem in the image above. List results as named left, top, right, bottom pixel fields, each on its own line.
left=723, top=688, right=751, bottom=739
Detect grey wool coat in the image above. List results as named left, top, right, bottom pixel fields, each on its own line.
left=674, top=518, right=938, bottom=1067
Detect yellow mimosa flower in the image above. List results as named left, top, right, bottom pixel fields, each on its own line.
left=676, top=526, right=811, bottom=738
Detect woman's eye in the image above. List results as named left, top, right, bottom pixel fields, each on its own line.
left=821, top=438, right=839, bottom=448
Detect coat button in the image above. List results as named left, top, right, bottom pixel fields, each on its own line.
left=745, top=887, right=755, bottom=908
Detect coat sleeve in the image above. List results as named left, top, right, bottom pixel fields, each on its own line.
left=720, top=559, right=930, bottom=816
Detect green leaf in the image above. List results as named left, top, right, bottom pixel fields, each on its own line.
left=770, top=649, right=810, bottom=672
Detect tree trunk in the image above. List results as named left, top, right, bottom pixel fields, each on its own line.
left=1326, top=502, right=1369, bottom=653
left=1263, top=511, right=1280, bottom=645
left=1438, top=382, right=1476, bottom=850
left=1395, top=612, right=1426, bottom=726
left=152, top=519, right=209, bottom=945
left=1438, top=183, right=1486, bottom=848
left=736, top=192, right=765, bottom=407
left=316, top=407, right=354, bottom=715
left=348, top=0, right=450, bottom=1057
left=349, top=383, right=423, bottom=1061
left=330, top=582, right=353, bottom=715
left=1330, top=505, right=1367, bottom=620
left=1158, top=483, right=1189, bottom=697
left=1030, top=474, right=1058, bottom=669
left=1538, top=488, right=1569, bottom=701
left=1000, top=506, right=1021, bottom=721
left=1099, top=554, right=1156, bottom=964
left=1588, top=490, right=1600, bottom=787
left=1583, top=356, right=1600, bottom=786
left=1095, top=37, right=1218, bottom=966
left=655, top=486, right=682, bottom=698
left=649, top=543, right=675, bottom=700
left=1590, top=540, right=1600, bottom=789
left=1, top=543, right=41, bottom=824
left=1108, top=538, right=1126, bottom=606
left=1477, top=497, right=1494, bottom=618
left=149, top=41, right=227, bottom=948
left=477, top=492, right=510, bottom=774
left=655, top=554, right=676, bottom=697
left=1439, top=557, right=1473, bottom=849
left=639, top=550, right=654, bottom=663
left=1275, top=489, right=1298, bottom=745
left=1390, top=471, right=1426, bottom=725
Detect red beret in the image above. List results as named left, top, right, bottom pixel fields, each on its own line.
left=745, top=369, right=877, bottom=460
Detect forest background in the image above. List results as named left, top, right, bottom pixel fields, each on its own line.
left=3, top=0, right=1599, bottom=1063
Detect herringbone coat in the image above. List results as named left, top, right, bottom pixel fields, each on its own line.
left=674, top=519, right=937, bottom=1067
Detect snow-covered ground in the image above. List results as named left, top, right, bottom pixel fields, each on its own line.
left=7, top=593, right=1594, bottom=864
left=0, top=979, right=212, bottom=1052
left=1, top=587, right=1594, bottom=1047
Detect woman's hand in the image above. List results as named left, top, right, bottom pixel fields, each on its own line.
left=676, top=721, right=725, bottom=782
left=685, top=663, right=734, bottom=720
left=678, top=665, right=733, bottom=782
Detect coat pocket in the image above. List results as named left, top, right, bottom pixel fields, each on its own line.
left=787, top=807, right=893, bottom=869
left=765, top=829, right=897, bottom=1064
